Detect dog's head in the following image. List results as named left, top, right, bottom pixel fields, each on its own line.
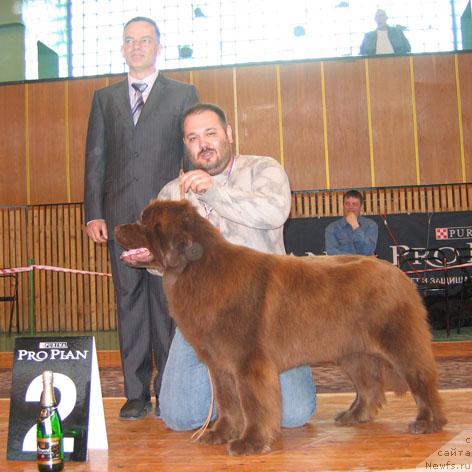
left=115, top=199, right=206, bottom=273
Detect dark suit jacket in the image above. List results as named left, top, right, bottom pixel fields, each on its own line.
left=360, top=27, right=411, bottom=56
left=84, top=74, right=198, bottom=239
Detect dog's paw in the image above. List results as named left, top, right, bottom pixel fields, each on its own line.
left=408, top=419, right=435, bottom=434
left=197, top=429, right=229, bottom=445
left=334, top=410, right=371, bottom=426
left=228, top=438, right=271, bottom=456
left=334, top=410, right=357, bottom=426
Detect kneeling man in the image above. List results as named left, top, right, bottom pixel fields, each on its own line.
left=123, top=103, right=316, bottom=430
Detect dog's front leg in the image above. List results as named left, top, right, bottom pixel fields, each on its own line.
left=228, top=356, right=282, bottom=456
left=197, top=366, right=244, bottom=446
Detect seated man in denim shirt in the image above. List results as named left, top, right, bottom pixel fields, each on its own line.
left=325, top=189, right=378, bottom=255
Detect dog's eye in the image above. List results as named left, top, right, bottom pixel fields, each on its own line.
left=141, top=210, right=153, bottom=226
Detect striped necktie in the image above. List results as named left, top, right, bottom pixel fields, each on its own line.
left=131, top=82, right=148, bottom=125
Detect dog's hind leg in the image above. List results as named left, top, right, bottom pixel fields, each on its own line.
left=227, top=354, right=282, bottom=456
left=396, top=354, right=447, bottom=434
left=377, top=319, right=447, bottom=434
left=198, top=367, right=245, bottom=445
left=335, top=354, right=387, bottom=426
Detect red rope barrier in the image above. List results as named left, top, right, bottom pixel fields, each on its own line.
left=0, top=265, right=111, bottom=277
left=403, top=261, right=472, bottom=275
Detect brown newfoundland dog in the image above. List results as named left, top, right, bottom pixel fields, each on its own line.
left=115, top=199, right=446, bottom=456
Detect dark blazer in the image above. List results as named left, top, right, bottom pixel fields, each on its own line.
left=360, top=26, right=411, bottom=56
left=84, top=74, right=198, bottom=238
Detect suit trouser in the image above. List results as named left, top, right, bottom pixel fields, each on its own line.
left=108, top=240, right=175, bottom=401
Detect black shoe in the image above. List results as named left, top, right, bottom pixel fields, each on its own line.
left=154, top=403, right=161, bottom=419
left=119, top=399, right=152, bottom=420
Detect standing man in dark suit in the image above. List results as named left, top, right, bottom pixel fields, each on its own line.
left=84, top=16, right=198, bottom=420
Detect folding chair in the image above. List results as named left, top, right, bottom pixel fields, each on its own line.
left=453, top=247, right=472, bottom=333
left=0, top=273, right=19, bottom=335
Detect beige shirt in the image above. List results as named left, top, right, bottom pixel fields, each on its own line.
left=158, top=155, right=292, bottom=255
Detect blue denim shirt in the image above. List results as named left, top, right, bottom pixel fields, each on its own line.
left=325, top=216, right=378, bottom=255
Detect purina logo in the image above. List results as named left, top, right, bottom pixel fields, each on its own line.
left=435, top=226, right=472, bottom=240
left=39, top=342, right=68, bottom=349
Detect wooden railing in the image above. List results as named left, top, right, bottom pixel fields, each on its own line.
left=291, top=183, right=472, bottom=218
left=0, top=204, right=115, bottom=334
left=1, top=182, right=471, bottom=333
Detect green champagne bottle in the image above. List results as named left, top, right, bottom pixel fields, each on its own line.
left=37, top=370, right=64, bottom=472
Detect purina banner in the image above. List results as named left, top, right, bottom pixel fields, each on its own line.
left=7, top=336, right=107, bottom=462
left=284, top=211, right=472, bottom=328
left=284, top=210, right=472, bottom=264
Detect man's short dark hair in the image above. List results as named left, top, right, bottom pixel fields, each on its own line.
left=124, top=17, right=161, bottom=42
left=343, top=189, right=364, bottom=204
left=181, top=103, right=228, bottom=132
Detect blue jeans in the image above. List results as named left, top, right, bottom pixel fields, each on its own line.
left=159, top=328, right=316, bottom=431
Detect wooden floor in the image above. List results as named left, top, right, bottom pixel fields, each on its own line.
left=1, top=340, right=471, bottom=471
left=1, top=389, right=471, bottom=471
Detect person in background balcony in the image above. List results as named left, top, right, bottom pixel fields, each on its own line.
left=325, top=189, right=378, bottom=255
left=360, top=9, right=411, bottom=56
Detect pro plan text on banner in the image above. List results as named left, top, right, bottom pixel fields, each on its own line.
left=7, top=336, right=107, bottom=462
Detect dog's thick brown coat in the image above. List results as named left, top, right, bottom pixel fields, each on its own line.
left=115, top=199, right=447, bottom=456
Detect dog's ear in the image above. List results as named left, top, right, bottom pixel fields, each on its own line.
left=164, top=240, right=204, bottom=269
left=163, top=243, right=186, bottom=270
left=162, top=207, right=204, bottom=269
left=115, top=223, right=149, bottom=250
left=184, top=242, right=203, bottom=261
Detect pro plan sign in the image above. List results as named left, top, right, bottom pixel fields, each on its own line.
left=7, top=336, right=107, bottom=462
left=17, top=340, right=89, bottom=361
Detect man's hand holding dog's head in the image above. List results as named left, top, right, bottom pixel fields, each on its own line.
left=179, top=169, right=213, bottom=195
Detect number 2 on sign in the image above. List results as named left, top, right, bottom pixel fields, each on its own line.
left=22, top=373, right=77, bottom=452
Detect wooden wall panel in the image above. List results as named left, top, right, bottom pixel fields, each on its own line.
left=68, top=77, right=108, bottom=202
left=2, top=51, right=472, bottom=334
left=165, top=70, right=192, bottom=83
left=0, top=85, right=27, bottom=205
left=236, top=65, right=280, bottom=161
left=108, top=74, right=126, bottom=86
left=368, top=56, right=417, bottom=187
left=413, top=55, right=462, bottom=184
left=458, top=53, right=472, bottom=183
left=28, top=81, right=68, bottom=204
left=1, top=51, right=472, bottom=210
left=192, top=68, right=235, bottom=127
left=324, top=59, right=371, bottom=189
left=280, top=62, right=326, bottom=190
